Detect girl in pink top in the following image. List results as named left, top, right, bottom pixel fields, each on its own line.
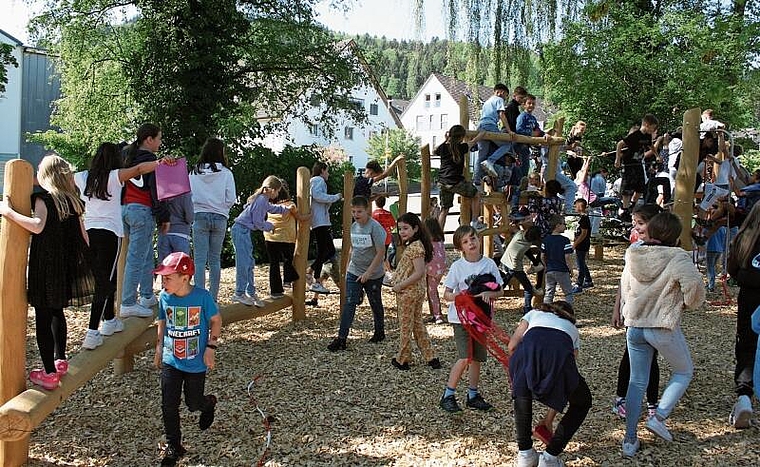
left=425, top=218, right=447, bottom=324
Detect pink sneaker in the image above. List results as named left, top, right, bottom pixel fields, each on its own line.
left=54, top=359, right=69, bottom=375
left=29, top=369, right=60, bottom=390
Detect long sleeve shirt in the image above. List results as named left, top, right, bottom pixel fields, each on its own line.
left=310, top=176, right=340, bottom=229
left=516, top=111, right=543, bottom=137
left=234, top=194, right=289, bottom=232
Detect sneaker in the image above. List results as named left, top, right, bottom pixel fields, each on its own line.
left=533, top=288, right=545, bottom=296
left=383, top=271, right=394, bottom=287
left=305, top=273, right=315, bottom=286
left=391, top=358, right=410, bottom=371
left=82, top=330, right=104, bottom=350
left=439, top=395, right=463, bottom=413
left=582, top=282, right=594, bottom=289
left=139, top=294, right=158, bottom=308
left=533, top=424, right=553, bottom=445
left=231, top=293, right=255, bottom=306
left=100, top=318, right=124, bottom=336
left=470, top=219, right=488, bottom=231
left=435, top=317, right=446, bottom=325
left=283, top=282, right=292, bottom=289
left=247, top=293, right=265, bottom=307
left=369, top=332, right=385, bottom=343
left=645, top=416, right=673, bottom=442
left=537, top=452, right=564, bottom=467
left=119, top=303, right=154, bottom=318
left=305, top=299, right=319, bottom=307
left=310, top=283, right=330, bottom=294
left=29, top=369, right=60, bottom=390
left=621, top=437, right=640, bottom=458
left=161, top=444, right=187, bottom=466
left=54, top=359, right=69, bottom=376
left=612, top=397, right=626, bottom=419
left=199, top=394, right=217, bottom=430
left=527, top=263, right=544, bottom=274
left=647, top=403, right=658, bottom=420
left=269, top=293, right=285, bottom=299
left=428, top=358, right=442, bottom=369
left=480, top=160, right=498, bottom=177
left=327, top=337, right=347, bottom=352
left=729, top=395, right=753, bottom=429
left=514, top=448, right=539, bottom=467
left=570, top=285, right=584, bottom=294
left=466, top=393, right=494, bottom=411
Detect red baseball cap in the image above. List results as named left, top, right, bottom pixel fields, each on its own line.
left=153, top=252, right=195, bottom=276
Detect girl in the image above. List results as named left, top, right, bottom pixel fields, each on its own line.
left=436, top=125, right=483, bottom=230
left=74, top=142, right=162, bottom=350
left=620, top=212, right=705, bottom=457
left=120, top=123, right=168, bottom=318
left=189, top=138, right=237, bottom=302
left=309, top=162, right=342, bottom=295
left=424, top=217, right=446, bottom=324
left=231, top=176, right=296, bottom=307
left=391, top=213, right=440, bottom=370
left=263, top=181, right=299, bottom=299
left=509, top=301, right=591, bottom=467
left=727, top=201, right=760, bottom=428
left=528, top=179, right=565, bottom=239
left=0, top=155, right=94, bottom=390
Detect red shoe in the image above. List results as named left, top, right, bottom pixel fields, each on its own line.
left=533, top=424, right=553, bottom=445
left=55, top=359, right=69, bottom=375
left=29, top=369, right=60, bottom=390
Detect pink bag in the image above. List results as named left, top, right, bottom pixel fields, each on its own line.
left=155, top=157, right=191, bottom=201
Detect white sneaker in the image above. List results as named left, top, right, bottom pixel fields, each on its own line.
left=100, top=318, right=124, bottom=336
left=645, top=416, right=673, bottom=442
left=537, top=452, right=564, bottom=467
left=82, top=330, right=103, bottom=350
left=139, top=295, right=158, bottom=308
left=305, top=273, right=315, bottom=286
left=514, top=448, right=539, bottom=467
left=470, top=219, right=488, bottom=231
left=231, top=293, right=254, bottom=306
left=383, top=271, right=394, bottom=287
left=248, top=294, right=265, bottom=308
left=730, top=395, right=753, bottom=429
left=480, top=160, right=498, bottom=177
left=120, top=303, right=154, bottom=318
left=310, top=283, right=330, bottom=294
left=621, top=437, right=640, bottom=458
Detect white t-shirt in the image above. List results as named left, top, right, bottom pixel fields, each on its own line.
left=74, top=169, right=125, bottom=237
left=522, top=308, right=580, bottom=349
left=444, top=256, right=503, bottom=324
left=714, top=160, right=735, bottom=186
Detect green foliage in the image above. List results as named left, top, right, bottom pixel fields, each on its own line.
left=365, top=129, right=422, bottom=181
left=0, top=43, right=19, bottom=96
left=741, top=150, right=760, bottom=174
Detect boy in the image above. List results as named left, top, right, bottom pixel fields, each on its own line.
left=157, top=192, right=194, bottom=263
left=505, top=86, right=528, bottom=140
left=354, top=157, right=405, bottom=200
left=327, top=196, right=388, bottom=351
left=542, top=215, right=574, bottom=305
left=372, top=196, right=396, bottom=282
left=500, top=212, right=544, bottom=314
left=440, top=225, right=504, bottom=413
left=476, top=83, right=514, bottom=183
left=571, top=199, right=593, bottom=294
left=515, top=94, right=548, bottom=179
left=615, top=114, right=658, bottom=215
left=153, top=252, right=222, bottom=466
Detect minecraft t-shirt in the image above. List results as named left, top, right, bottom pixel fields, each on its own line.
left=158, top=286, right=219, bottom=373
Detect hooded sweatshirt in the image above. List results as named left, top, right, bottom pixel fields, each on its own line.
left=620, top=245, right=705, bottom=330
left=189, top=163, right=237, bottom=218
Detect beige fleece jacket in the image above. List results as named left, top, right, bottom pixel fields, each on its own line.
left=620, top=245, right=705, bottom=330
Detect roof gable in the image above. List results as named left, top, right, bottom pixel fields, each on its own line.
left=0, top=29, right=24, bottom=47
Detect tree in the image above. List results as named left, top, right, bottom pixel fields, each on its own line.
left=0, top=43, right=19, bottom=96
left=366, top=129, right=422, bottom=181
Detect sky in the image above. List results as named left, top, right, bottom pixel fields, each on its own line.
left=0, top=0, right=449, bottom=46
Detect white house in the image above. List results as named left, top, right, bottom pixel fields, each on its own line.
left=257, top=40, right=403, bottom=170
left=0, top=30, right=24, bottom=168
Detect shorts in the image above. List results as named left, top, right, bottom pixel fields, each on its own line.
left=620, top=164, right=645, bottom=195
left=453, top=323, right=487, bottom=362
left=440, top=180, right=479, bottom=209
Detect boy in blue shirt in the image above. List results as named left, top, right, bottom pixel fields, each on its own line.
left=154, top=252, right=222, bottom=466
left=541, top=215, right=575, bottom=305
left=476, top=83, right=514, bottom=184
left=515, top=94, right=548, bottom=179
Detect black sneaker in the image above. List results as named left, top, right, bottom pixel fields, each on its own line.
left=161, top=444, right=187, bottom=466
left=583, top=283, right=595, bottom=289
left=428, top=358, right=442, bottom=369
left=305, top=299, right=318, bottom=306
left=327, top=337, right=347, bottom=351
left=439, top=395, right=463, bottom=413
left=368, top=332, right=385, bottom=343
left=391, top=358, right=410, bottom=370
left=199, top=394, right=217, bottom=430
left=466, top=393, right=494, bottom=411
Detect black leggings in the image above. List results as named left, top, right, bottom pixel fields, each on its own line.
left=35, top=307, right=67, bottom=374
left=88, top=229, right=120, bottom=330
left=515, top=376, right=592, bottom=456
left=311, top=226, right=335, bottom=279
left=617, top=346, right=660, bottom=404
left=735, top=288, right=760, bottom=396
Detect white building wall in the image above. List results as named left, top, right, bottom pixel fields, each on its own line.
left=0, top=38, right=22, bottom=159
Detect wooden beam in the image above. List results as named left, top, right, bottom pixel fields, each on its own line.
left=420, top=145, right=431, bottom=220
left=292, top=166, right=311, bottom=321
left=340, top=172, right=354, bottom=314
left=112, top=237, right=133, bottom=375
left=483, top=202, right=494, bottom=258
left=465, top=129, right=564, bottom=146
left=397, top=157, right=408, bottom=216
left=459, top=95, right=472, bottom=225
left=545, top=118, right=565, bottom=183
left=0, top=159, right=34, bottom=465
left=673, top=108, right=701, bottom=250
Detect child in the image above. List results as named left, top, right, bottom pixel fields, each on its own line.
left=157, top=192, right=194, bottom=262
left=153, top=252, right=222, bottom=466
left=305, top=253, right=341, bottom=307
left=620, top=213, right=705, bottom=458
left=428, top=197, right=442, bottom=222
left=571, top=199, right=593, bottom=294
left=500, top=214, right=544, bottom=314
left=424, top=218, right=447, bottom=324
left=263, top=182, right=298, bottom=299
left=439, top=225, right=503, bottom=413
left=541, top=215, right=574, bottom=305
left=509, top=301, right=591, bottom=467
left=476, top=83, right=514, bottom=183
left=353, top=157, right=404, bottom=200
left=436, top=125, right=483, bottom=230
left=391, top=213, right=441, bottom=370
left=327, top=196, right=388, bottom=351
left=515, top=94, right=549, bottom=179
left=310, top=162, right=342, bottom=294
left=0, top=154, right=94, bottom=390
left=231, top=176, right=296, bottom=307
left=615, top=114, right=658, bottom=214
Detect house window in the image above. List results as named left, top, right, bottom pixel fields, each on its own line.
left=349, top=98, right=364, bottom=111
left=440, top=114, right=448, bottom=130
left=309, top=124, right=321, bottom=137
left=432, top=135, right=437, bottom=148
left=424, top=94, right=431, bottom=108
left=369, top=103, right=378, bottom=115
left=416, top=115, right=425, bottom=131
left=429, top=115, right=434, bottom=130
left=435, top=93, right=442, bottom=107
left=344, top=127, right=354, bottom=140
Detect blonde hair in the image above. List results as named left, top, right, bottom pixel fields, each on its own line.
left=247, top=175, right=283, bottom=205
left=571, top=120, right=586, bottom=136
left=37, top=154, right=83, bottom=220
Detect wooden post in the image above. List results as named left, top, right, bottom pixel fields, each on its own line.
left=673, top=108, right=701, bottom=251
left=545, top=118, right=565, bottom=183
left=113, top=236, right=133, bottom=375
left=339, top=172, right=354, bottom=314
left=0, top=159, right=33, bottom=465
left=482, top=202, right=494, bottom=258
left=459, top=95, right=472, bottom=225
left=420, top=144, right=431, bottom=220
left=397, top=157, right=408, bottom=216
left=292, top=166, right=311, bottom=321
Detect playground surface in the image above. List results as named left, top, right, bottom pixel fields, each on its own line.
left=24, top=246, right=758, bottom=466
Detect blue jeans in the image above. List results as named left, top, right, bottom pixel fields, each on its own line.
left=475, top=122, right=512, bottom=183
left=157, top=234, right=191, bottom=264
left=500, top=266, right=536, bottom=313
left=575, top=249, right=592, bottom=286
left=338, top=272, right=385, bottom=339
left=231, top=223, right=256, bottom=296
left=121, top=204, right=156, bottom=306
left=706, top=251, right=722, bottom=290
left=193, top=212, right=228, bottom=301
left=625, top=326, right=693, bottom=441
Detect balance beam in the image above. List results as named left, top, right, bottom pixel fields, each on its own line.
left=464, top=129, right=564, bottom=146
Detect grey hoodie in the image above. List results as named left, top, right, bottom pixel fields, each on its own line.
left=189, top=164, right=237, bottom=218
